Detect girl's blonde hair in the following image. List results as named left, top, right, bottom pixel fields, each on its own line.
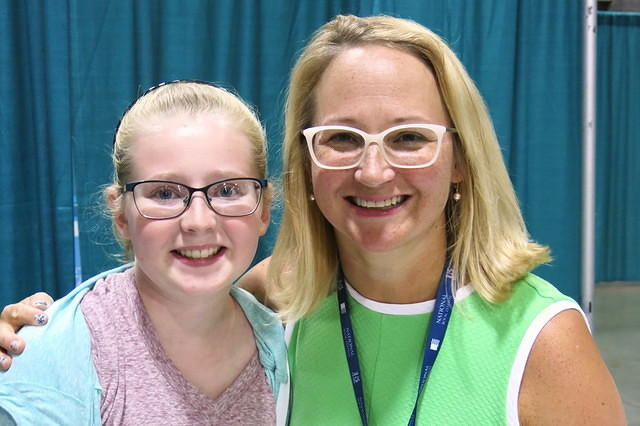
left=106, top=80, right=268, bottom=259
left=269, top=15, right=550, bottom=321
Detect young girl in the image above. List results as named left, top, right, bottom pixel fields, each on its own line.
left=0, top=80, right=286, bottom=425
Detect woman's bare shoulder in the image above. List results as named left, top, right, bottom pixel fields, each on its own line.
left=518, top=308, right=626, bottom=425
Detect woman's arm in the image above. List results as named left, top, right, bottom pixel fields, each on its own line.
left=236, top=256, right=279, bottom=309
left=518, top=309, right=626, bottom=425
left=0, top=258, right=274, bottom=372
left=0, top=292, right=53, bottom=370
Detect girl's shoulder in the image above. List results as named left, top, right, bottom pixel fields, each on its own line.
left=230, top=286, right=288, bottom=397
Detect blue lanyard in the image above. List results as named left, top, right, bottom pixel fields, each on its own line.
left=336, top=262, right=455, bottom=426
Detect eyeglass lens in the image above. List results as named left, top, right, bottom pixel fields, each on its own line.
left=311, top=126, right=440, bottom=168
left=132, top=179, right=261, bottom=218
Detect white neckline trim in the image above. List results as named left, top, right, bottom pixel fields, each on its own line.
left=505, top=300, right=588, bottom=426
left=275, top=322, right=294, bottom=426
left=345, top=281, right=474, bottom=315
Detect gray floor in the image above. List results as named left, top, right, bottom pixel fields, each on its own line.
left=592, top=282, right=640, bottom=425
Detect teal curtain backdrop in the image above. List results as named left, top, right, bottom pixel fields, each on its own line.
left=0, top=1, right=75, bottom=306
left=596, top=12, right=640, bottom=282
left=1, top=0, right=635, bottom=308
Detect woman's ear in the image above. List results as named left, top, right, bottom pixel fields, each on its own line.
left=451, top=141, right=466, bottom=184
left=105, top=186, right=130, bottom=240
left=451, top=165, right=464, bottom=184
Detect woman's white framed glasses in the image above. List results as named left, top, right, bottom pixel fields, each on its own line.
left=302, top=123, right=457, bottom=170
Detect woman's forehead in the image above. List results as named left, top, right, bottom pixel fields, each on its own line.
left=311, top=45, right=449, bottom=129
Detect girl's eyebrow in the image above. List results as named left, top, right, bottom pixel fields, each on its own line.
left=139, top=171, right=257, bottom=183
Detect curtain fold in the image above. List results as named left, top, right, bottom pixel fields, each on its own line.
left=596, top=12, right=640, bottom=282
left=0, top=1, right=75, bottom=305
left=6, top=1, right=635, bottom=308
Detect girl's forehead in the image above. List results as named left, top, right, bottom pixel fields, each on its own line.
left=137, top=109, right=235, bottom=131
left=127, top=113, right=258, bottom=183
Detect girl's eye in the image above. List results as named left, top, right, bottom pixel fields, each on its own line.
left=156, top=188, right=176, bottom=200
left=212, top=183, right=243, bottom=199
left=149, top=185, right=182, bottom=200
left=221, top=184, right=237, bottom=197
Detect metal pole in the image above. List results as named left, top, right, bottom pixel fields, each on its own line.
left=582, top=0, right=597, bottom=327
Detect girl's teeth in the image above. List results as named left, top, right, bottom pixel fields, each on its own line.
left=354, top=196, right=404, bottom=209
left=177, top=247, right=220, bottom=259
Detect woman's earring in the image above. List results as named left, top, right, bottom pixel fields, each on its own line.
left=310, top=193, right=316, bottom=201
left=452, top=184, right=461, bottom=202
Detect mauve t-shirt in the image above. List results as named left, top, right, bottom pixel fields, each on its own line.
left=79, top=268, right=275, bottom=425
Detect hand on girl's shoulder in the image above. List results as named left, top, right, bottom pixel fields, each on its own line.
left=0, top=292, right=53, bottom=370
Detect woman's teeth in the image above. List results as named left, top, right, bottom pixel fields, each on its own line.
left=352, top=195, right=405, bottom=209
left=176, top=247, right=220, bottom=259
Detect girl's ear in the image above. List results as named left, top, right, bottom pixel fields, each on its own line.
left=105, top=186, right=130, bottom=240
left=257, top=187, right=272, bottom=237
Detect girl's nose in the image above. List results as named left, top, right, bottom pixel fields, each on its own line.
left=179, top=194, right=218, bottom=232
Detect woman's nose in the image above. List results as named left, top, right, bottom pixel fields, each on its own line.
left=354, top=144, right=396, bottom=187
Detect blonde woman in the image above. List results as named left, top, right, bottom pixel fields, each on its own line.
left=266, top=15, right=624, bottom=425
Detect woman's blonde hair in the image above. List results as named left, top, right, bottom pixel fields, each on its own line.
left=269, top=15, right=550, bottom=321
left=106, top=80, right=268, bottom=259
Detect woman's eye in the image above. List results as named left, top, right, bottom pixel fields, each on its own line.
left=392, top=132, right=427, bottom=143
left=329, top=132, right=358, bottom=143
left=320, top=132, right=362, bottom=151
left=331, top=132, right=356, bottom=141
left=387, top=130, right=436, bottom=151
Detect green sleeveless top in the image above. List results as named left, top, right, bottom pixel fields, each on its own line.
left=282, top=274, right=580, bottom=425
